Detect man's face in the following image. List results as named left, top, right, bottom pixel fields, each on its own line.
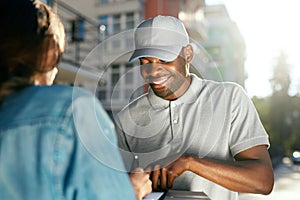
left=139, top=53, right=190, bottom=100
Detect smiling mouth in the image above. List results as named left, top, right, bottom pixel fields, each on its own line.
left=150, top=76, right=170, bottom=86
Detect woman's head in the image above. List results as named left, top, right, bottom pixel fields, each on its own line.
left=0, top=0, right=65, bottom=101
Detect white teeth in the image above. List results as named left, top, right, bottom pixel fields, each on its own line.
left=153, top=77, right=168, bottom=84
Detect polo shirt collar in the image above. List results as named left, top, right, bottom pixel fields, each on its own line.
left=148, top=74, right=202, bottom=110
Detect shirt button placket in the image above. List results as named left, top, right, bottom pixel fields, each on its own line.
left=170, top=102, right=180, bottom=149
left=170, top=103, right=179, bottom=125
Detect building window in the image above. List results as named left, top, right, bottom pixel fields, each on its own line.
left=112, top=14, right=121, bottom=34
left=40, top=0, right=53, bottom=6
left=99, top=12, right=136, bottom=35
left=97, top=63, right=139, bottom=102
left=111, top=64, right=120, bottom=86
left=71, top=19, right=85, bottom=42
left=98, top=12, right=137, bottom=49
left=125, top=63, right=133, bottom=84
left=97, top=0, right=109, bottom=4
left=126, top=12, right=135, bottom=30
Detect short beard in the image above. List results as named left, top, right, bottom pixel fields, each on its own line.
left=149, top=75, right=186, bottom=100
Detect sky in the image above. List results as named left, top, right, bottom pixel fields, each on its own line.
left=206, top=0, right=300, bottom=97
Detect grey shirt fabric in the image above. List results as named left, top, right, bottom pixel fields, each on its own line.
left=116, top=74, right=270, bottom=200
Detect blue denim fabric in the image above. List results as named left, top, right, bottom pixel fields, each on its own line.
left=0, top=85, right=135, bottom=200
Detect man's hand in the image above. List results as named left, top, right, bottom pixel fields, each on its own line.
left=151, top=156, right=190, bottom=191
left=130, top=168, right=152, bottom=200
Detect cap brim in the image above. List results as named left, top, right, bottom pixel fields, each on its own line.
left=129, top=45, right=183, bottom=62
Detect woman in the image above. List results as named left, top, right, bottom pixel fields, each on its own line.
left=0, top=0, right=151, bottom=199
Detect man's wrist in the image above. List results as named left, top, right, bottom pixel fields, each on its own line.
left=185, top=155, right=195, bottom=171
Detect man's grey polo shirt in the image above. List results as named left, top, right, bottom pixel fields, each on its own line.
left=115, top=74, right=270, bottom=200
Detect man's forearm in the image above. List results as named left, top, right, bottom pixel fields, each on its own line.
left=187, top=147, right=274, bottom=194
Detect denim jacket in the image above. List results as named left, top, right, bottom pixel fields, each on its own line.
left=0, top=85, right=135, bottom=200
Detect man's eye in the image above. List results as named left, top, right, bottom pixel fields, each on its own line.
left=139, top=58, right=149, bottom=65
left=139, top=60, right=148, bottom=65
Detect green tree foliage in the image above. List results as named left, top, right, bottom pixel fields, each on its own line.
left=269, top=51, right=293, bottom=156
left=252, top=51, right=300, bottom=160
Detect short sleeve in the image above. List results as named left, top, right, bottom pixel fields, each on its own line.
left=228, top=84, right=270, bottom=156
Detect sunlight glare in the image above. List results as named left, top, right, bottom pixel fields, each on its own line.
left=206, top=0, right=300, bottom=97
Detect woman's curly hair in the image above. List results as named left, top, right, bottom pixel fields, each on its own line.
left=0, top=0, right=65, bottom=103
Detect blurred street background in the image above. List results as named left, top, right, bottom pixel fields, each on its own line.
left=240, top=157, right=300, bottom=200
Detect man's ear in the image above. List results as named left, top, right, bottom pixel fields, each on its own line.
left=184, top=44, right=193, bottom=63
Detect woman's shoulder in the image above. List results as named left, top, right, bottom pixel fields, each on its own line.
left=0, top=85, right=96, bottom=127
left=37, top=84, right=95, bottom=100
left=28, top=85, right=97, bottom=116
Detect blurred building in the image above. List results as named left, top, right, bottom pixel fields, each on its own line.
left=203, top=4, right=247, bottom=86
left=42, top=0, right=246, bottom=114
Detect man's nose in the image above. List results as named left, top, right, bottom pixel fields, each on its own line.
left=144, top=62, right=164, bottom=75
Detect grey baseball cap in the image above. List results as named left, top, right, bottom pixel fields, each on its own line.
left=129, top=15, right=189, bottom=62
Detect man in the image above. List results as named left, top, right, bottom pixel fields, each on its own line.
left=115, top=15, right=274, bottom=200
